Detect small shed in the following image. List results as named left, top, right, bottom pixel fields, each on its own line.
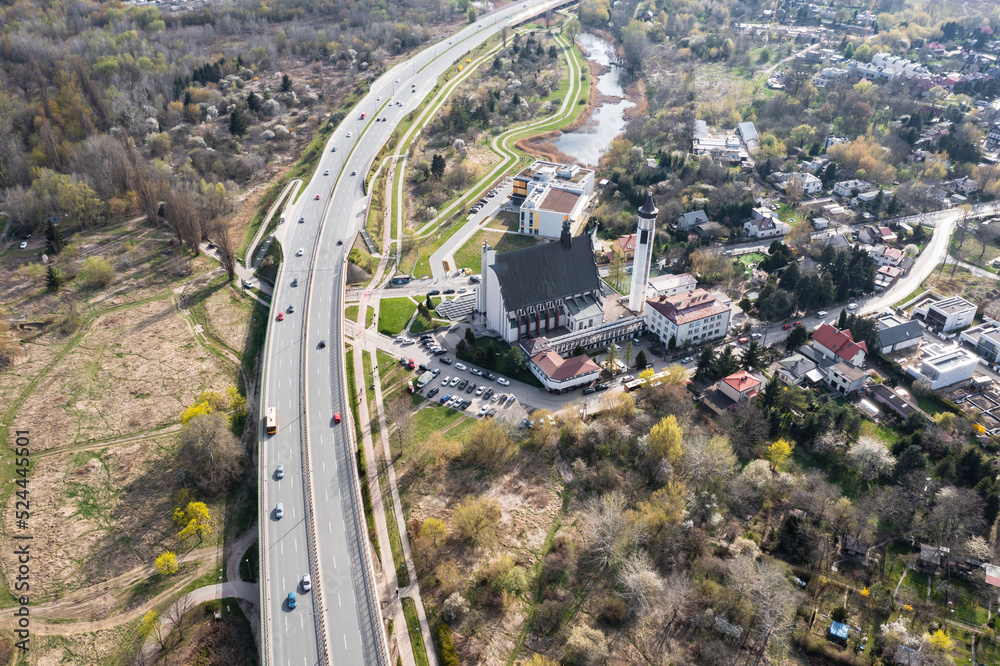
left=841, top=535, right=871, bottom=562
left=827, top=621, right=850, bottom=646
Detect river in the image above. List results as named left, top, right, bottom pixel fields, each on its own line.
left=552, top=32, right=635, bottom=166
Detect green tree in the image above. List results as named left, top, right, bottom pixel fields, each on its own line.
left=426, top=293, right=434, bottom=310
left=634, top=349, right=648, bottom=369
left=696, top=346, right=715, bottom=378
left=45, top=220, right=64, bottom=255
left=45, top=265, right=63, bottom=292
left=713, top=345, right=739, bottom=378
left=838, top=308, right=848, bottom=329
left=229, top=107, right=248, bottom=137
left=758, top=373, right=782, bottom=410
left=467, top=6, right=477, bottom=22
left=742, top=340, right=762, bottom=370
left=785, top=324, right=809, bottom=351
left=281, top=74, right=292, bottom=92
left=431, top=153, right=446, bottom=179
left=78, top=256, right=115, bottom=288
left=464, top=327, right=476, bottom=345
left=246, top=91, right=262, bottom=113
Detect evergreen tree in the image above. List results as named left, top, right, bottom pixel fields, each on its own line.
left=696, top=346, right=715, bottom=379
left=246, top=91, right=262, bottom=113
left=838, top=308, right=848, bottom=329
left=431, top=154, right=446, bottom=179
left=45, top=265, right=62, bottom=292
left=465, top=327, right=476, bottom=345
left=784, top=324, right=809, bottom=351
left=635, top=350, right=648, bottom=369
left=823, top=162, right=837, bottom=186
left=281, top=74, right=292, bottom=92
left=426, top=293, right=434, bottom=310
left=742, top=340, right=762, bottom=371
left=229, top=107, right=248, bottom=137
left=713, top=345, right=739, bottom=378
left=759, top=373, right=782, bottom=410
left=45, top=220, right=64, bottom=255
left=778, top=261, right=800, bottom=291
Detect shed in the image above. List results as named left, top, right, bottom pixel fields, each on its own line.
left=827, top=621, right=850, bottom=646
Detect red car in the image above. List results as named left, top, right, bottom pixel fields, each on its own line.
left=407, top=359, right=415, bottom=369
left=277, top=312, right=284, bottom=321
left=315, top=194, right=321, bottom=200
left=334, top=412, right=341, bottom=424
left=782, top=323, right=792, bottom=330
left=793, top=320, right=802, bottom=326
left=738, top=336, right=750, bottom=344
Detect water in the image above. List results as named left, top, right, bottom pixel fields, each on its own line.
left=552, top=32, right=635, bottom=166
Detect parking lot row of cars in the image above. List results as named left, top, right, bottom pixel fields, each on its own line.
left=468, top=188, right=500, bottom=215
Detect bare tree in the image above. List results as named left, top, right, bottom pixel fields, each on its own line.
left=384, top=394, right=414, bottom=457
left=212, top=219, right=238, bottom=281
left=134, top=166, right=162, bottom=227
left=582, top=492, right=639, bottom=571
left=462, top=418, right=516, bottom=471
left=617, top=551, right=663, bottom=616
left=179, top=412, right=244, bottom=495
left=163, top=186, right=203, bottom=253
left=163, top=593, right=195, bottom=645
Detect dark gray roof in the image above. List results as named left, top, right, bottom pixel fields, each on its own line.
left=878, top=320, right=922, bottom=348
left=639, top=193, right=658, bottom=218
left=491, top=236, right=601, bottom=311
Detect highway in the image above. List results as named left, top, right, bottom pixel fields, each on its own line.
left=258, top=1, right=574, bottom=664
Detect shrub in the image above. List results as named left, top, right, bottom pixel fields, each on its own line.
left=78, top=256, right=115, bottom=288
left=536, top=599, right=568, bottom=635
left=598, top=596, right=627, bottom=626
left=437, top=623, right=459, bottom=666
left=831, top=606, right=848, bottom=623
left=441, top=592, right=469, bottom=625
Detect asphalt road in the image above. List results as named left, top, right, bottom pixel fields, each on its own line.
left=259, top=1, right=576, bottom=664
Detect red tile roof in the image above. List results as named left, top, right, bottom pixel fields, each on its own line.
left=646, top=289, right=730, bottom=325
left=531, top=351, right=600, bottom=381
left=615, top=234, right=637, bottom=253
left=722, top=370, right=762, bottom=393
left=811, top=323, right=868, bottom=362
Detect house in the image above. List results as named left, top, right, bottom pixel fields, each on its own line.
left=522, top=338, right=602, bottom=393
left=811, top=323, right=868, bottom=367
left=859, top=225, right=897, bottom=245
left=645, top=289, right=732, bottom=347
left=907, top=342, right=980, bottom=390
left=609, top=233, right=637, bottom=261
left=840, top=535, right=872, bottom=563
left=691, top=221, right=727, bottom=239
left=827, top=361, right=867, bottom=395
left=833, top=179, right=873, bottom=198
left=919, top=544, right=950, bottom=571
left=775, top=171, right=823, bottom=195
left=870, top=244, right=905, bottom=267
left=945, top=176, right=979, bottom=194
left=478, top=222, right=603, bottom=343
left=646, top=272, right=697, bottom=299
left=876, top=314, right=923, bottom=353
left=720, top=370, right=763, bottom=403
left=512, top=160, right=595, bottom=238
left=871, top=384, right=919, bottom=420
left=743, top=217, right=790, bottom=239
left=913, top=295, right=976, bottom=332
left=875, top=265, right=902, bottom=291
left=827, top=621, right=850, bottom=647
left=960, top=322, right=1000, bottom=363
left=676, top=210, right=709, bottom=231
left=776, top=353, right=819, bottom=386
left=824, top=135, right=849, bottom=151
left=736, top=121, right=760, bottom=152
left=986, top=123, right=1000, bottom=150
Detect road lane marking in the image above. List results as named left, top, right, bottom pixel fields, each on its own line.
left=280, top=542, right=284, bottom=554
left=328, top=521, right=333, bottom=534
left=338, top=592, right=342, bottom=607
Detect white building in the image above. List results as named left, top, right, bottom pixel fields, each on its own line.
left=520, top=338, right=601, bottom=393
left=914, top=295, right=977, bottom=332
left=827, top=362, right=867, bottom=395
left=512, top=161, right=595, bottom=238
left=644, top=289, right=732, bottom=347
left=743, top=217, right=789, bottom=238
left=628, top=195, right=657, bottom=314
left=478, top=222, right=604, bottom=343
left=811, top=323, right=868, bottom=367
left=720, top=370, right=762, bottom=403
left=833, top=179, right=873, bottom=198
left=869, top=244, right=905, bottom=267
left=737, top=121, right=760, bottom=152
left=647, top=273, right=697, bottom=299
left=775, top=172, right=824, bottom=195
left=907, top=343, right=980, bottom=390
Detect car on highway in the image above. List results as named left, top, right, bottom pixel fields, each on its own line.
left=291, top=278, right=298, bottom=287
left=347, top=131, right=352, bottom=137
left=376, top=96, right=381, bottom=101
left=395, top=78, right=400, bottom=83
left=497, top=377, right=510, bottom=386
left=276, top=503, right=284, bottom=519
left=288, top=305, right=294, bottom=313
left=287, top=592, right=296, bottom=609
left=848, top=303, right=858, bottom=310
left=351, top=170, right=357, bottom=176
left=331, top=146, right=337, bottom=152
left=455, top=362, right=467, bottom=371
left=738, top=336, right=750, bottom=344
left=682, top=356, right=693, bottom=363
left=315, top=194, right=320, bottom=200
left=276, top=465, right=284, bottom=479
left=319, top=340, right=326, bottom=348
left=337, top=240, right=343, bottom=245
left=382, top=116, right=387, bottom=121
left=299, top=217, right=305, bottom=223
left=427, top=387, right=439, bottom=398
left=277, top=312, right=284, bottom=321
left=334, top=412, right=341, bottom=424
left=302, top=574, right=311, bottom=592
left=296, top=248, right=304, bottom=256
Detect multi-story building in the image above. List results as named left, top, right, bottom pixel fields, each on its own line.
left=811, top=323, right=868, bottom=367
left=512, top=161, right=595, bottom=238
left=833, top=179, right=874, bottom=198
left=827, top=361, right=867, bottom=395
left=907, top=342, right=980, bottom=389
left=520, top=338, right=601, bottom=393
left=644, top=289, right=732, bottom=347
left=646, top=273, right=697, bottom=299
left=914, top=295, right=977, bottom=332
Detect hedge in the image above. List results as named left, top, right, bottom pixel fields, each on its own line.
left=437, top=623, right=459, bottom=666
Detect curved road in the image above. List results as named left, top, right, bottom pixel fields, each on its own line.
left=259, top=2, right=574, bottom=664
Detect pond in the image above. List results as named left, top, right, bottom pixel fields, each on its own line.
left=552, top=32, right=635, bottom=166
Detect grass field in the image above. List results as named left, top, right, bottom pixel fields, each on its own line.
left=345, top=304, right=359, bottom=322
left=378, top=297, right=418, bottom=336
left=412, top=404, right=467, bottom=443
left=453, top=229, right=541, bottom=272
left=366, top=305, right=375, bottom=328
left=402, top=597, right=430, bottom=666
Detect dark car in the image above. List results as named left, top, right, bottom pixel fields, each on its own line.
left=483, top=388, right=494, bottom=400
left=418, top=363, right=429, bottom=371
left=420, top=334, right=433, bottom=341
left=465, top=382, right=476, bottom=394
left=485, top=372, right=497, bottom=381
left=443, top=289, right=456, bottom=294
left=319, top=340, right=326, bottom=349
left=458, top=379, right=468, bottom=390
left=399, top=356, right=408, bottom=365
left=427, top=387, right=439, bottom=398
left=428, top=289, right=441, bottom=296
left=595, top=383, right=609, bottom=391
left=434, top=348, right=447, bottom=356
left=583, top=387, right=596, bottom=395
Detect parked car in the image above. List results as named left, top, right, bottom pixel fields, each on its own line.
left=427, top=387, right=439, bottom=398
left=738, top=336, right=750, bottom=343
left=506, top=395, right=516, bottom=407
left=497, top=377, right=510, bottom=386
left=458, top=379, right=468, bottom=390
left=455, top=362, right=468, bottom=371
left=439, top=394, right=451, bottom=404
left=583, top=387, right=596, bottom=395
left=428, top=289, right=441, bottom=296
left=848, top=303, right=858, bottom=310
left=681, top=356, right=693, bottom=364
left=443, top=289, right=456, bottom=294
left=441, top=376, right=451, bottom=386
left=440, top=356, right=452, bottom=364
left=485, top=372, right=497, bottom=381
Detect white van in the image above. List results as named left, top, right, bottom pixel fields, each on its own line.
left=817, top=311, right=828, bottom=317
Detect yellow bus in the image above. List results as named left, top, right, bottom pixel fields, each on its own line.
left=266, top=407, right=277, bottom=435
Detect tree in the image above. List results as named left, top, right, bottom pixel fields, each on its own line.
left=563, top=624, right=609, bottom=666
left=452, top=495, right=501, bottom=547
left=846, top=436, right=896, bottom=481
left=140, top=610, right=164, bottom=648
left=925, top=629, right=953, bottom=652
left=784, top=324, right=808, bottom=351
left=463, top=418, right=516, bottom=471
left=385, top=394, right=414, bottom=456
left=212, top=220, right=237, bottom=281
left=634, top=349, right=648, bottom=369
left=281, top=74, right=292, bottom=92
left=421, top=517, right=448, bottom=546
left=467, top=6, right=477, bottom=22
left=178, top=412, right=243, bottom=494
left=766, top=439, right=794, bottom=472
left=696, top=346, right=716, bottom=378
left=45, top=220, right=64, bottom=255
left=713, top=345, right=739, bottom=378
left=78, top=256, right=115, bottom=288
left=742, top=340, right=762, bottom=371
left=229, top=107, right=248, bottom=137
left=246, top=91, right=262, bottom=113
left=648, top=415, right=683, bottom=464
left=154, top=551, right=178, bottom=576
left=680, top=435, right=737, bottom=493
left=431, top=153, right=446, bottom=179
left=176, top=501, right=212, bottom=541
left=45, top=265, right=62, bottom=292
left=837, top=308, right=848, bottom=329
left=616, top=551, right=663, bottom=615
left=622, top=341, right=633, bottom=368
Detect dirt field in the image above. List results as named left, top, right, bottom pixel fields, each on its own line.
left=921, top=264, right=1000, bottom=314
left=31, top=616, right=144, bottom=666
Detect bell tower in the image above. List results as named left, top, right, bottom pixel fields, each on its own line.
left=628, top=193, right=657, bottom=314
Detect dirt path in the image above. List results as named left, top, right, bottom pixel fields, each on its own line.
left=34, top=424, right=183, bottom=460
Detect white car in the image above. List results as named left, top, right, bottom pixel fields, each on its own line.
left=478, top=406, right=489, bottom=417
left=497, top=377, right=510, bottom=386
left=455, top=362, right=468, bottom=371
left=475, top=386, right=486, bottom=396
left=323, top=170, right=329, bottom=176
left=347, top=131, right=352, bottom=137
left=848, top=303, right=858, bottom=310
left=395, top=78, right=400, bottom=83
left=449, top=377, right=460, bottom=386
left=296, top=248, right=304, bottom=256
left=302, top=574, right=311, bottom=592
left=19, top=241, right=27, bottom=249
left=376, top=96, right=381, bottom=101
left=441, top=376, right=451, bottom=385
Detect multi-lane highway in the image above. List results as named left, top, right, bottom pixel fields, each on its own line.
left=258, top=1, right=573, bottom=663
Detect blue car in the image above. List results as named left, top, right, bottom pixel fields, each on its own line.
left=288, top=592, right=297, bottom=609
left=439, top=394, right=451, bottom=404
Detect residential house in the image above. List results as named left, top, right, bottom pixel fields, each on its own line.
left=720, top=370, right=763, bottom=403
left=676, top=210, right=709, bottom=231
left=811, top=323, right=868, bottom=367
left=875, top=265, right=903, bottom=291
left=919, top=544, right=950, bottom=572
left=914, top=295, right=976, bottom=332
left=609, top=233, right=637, bottom=261
left=870, top=244, right=905, bottom=267
left=775, top=171, right=824, bottom=195
left=945, top=176, right=979, bottom=194
left=743, top=217, right=790, bottom=239
left=876, top=314, right=923, bottom=353
left=644, top=289, right=732, bottom=348
left=959, top=322, right=1000, bottom=363
left=833, top=179, right=874, bottom=198
left=812, top=217, right=830, bottom=229
left=871, top=384, right=919, bottom=419
left=859, top=225, right=897, bottom=245
left=986, top=123, right=1000, bottom=150
left=776, top=353, right=819, bottom=386
left=840, top=535, right=872, bottom=563
left=857, top=189, right=891, bottom=205
left=827, top=361, right=867, bottom=395
left=824, top=135, right=849, bottom=151
left=646, top=272, right=697, bottom=299
left=907, top=342, right=980, bottom=389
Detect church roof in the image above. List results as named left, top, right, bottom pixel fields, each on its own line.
left=490, top=234, right=601, bottom=311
